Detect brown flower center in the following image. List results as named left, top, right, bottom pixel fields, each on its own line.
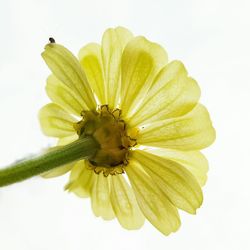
left=74, top=105, right=138, bottom=176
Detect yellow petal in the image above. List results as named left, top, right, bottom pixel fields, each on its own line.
left=91, top=174, right=115, bottom=220
left=126, top=161, right=180, bottom=236
left=110, top=175, right=144, bottom=229
left=133, top=150, right=203, bottom=214
left=102, top=27, right=133, bottom=108
left=78, top=43, right=106, bottom=104
left=57, top=134, right=78, bottom=146
left=66, top=160, right=95, bottom=198
left=42, top=43, right=96, bottom=110
left=46, top=74, right=83, bottom=116
left=130, top=61, right=200, bottom=127
left=39, top=103, right=77, bottom=137
left=68, top=160, right=85, bottom=181
left=141, top=147, right=208, bottom=186
left=41, top=163, right=73, bottom=178
left=138, top=104, right=216, bottom=150
left=120, top=36, right=168, bottom=118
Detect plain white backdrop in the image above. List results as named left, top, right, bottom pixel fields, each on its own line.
left=0, top=0, right=249, bottom=249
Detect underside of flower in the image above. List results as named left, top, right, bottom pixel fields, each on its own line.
left=74, top=105, right=137, bottom=176
left=39, top=26, right=216, bottom=236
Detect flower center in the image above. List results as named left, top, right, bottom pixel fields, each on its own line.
left=74, top=105, right=137, bottom=176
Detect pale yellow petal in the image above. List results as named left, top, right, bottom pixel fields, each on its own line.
left=41, top=163, right=73, bottom=178
left=78, top=43, right=106, bottom=104
left=126, top=161, right=180, bottom=235
left=133, top=150, right=203, bottom=214
left=120, top=36, right=168, bottom=118
left=102, top=27, right=133, bottom=108
left=91, top=174, right=115, bottom=220
left=46, top=74, right=83, bottom=116
left=140, top=147, right=208, bottom=186
left=57, top=134, right=78, bottom=146
left=110, top=175, right=144, bottom=229
left=130, top=61, right=200, bottom=127
left=138, top=104, right=216, bottom=150
left=68, top=160, right=85, bottom=181
left=42, top=43, right=96, bottom=110
left=39, top=103, right=77, bottom=137
left=66, top=160, right=95, bottom=198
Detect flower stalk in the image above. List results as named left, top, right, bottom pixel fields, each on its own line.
left=0, top=136, right=99, bottom=187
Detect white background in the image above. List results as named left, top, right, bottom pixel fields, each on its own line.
left=0, top=0, right=250, bottom=249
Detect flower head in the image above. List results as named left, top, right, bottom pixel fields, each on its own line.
left=39, top=27, right=215, bottom=235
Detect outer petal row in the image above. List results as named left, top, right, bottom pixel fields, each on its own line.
left=120, top=36, right=168, bottom=118
left=91, top=174, right=115, bottom=220
left=41, top=27, right=207, bottom=147
left=110, top=175, right=144, bottom=229
left=129, top=61, right=200, bottom=127
left=46, top=74, right=83, bottom=116
left=126, top=161, right=181, bottom=236
left=39, top=103, right=76, bottom=137
left=56, top=148, right=204, bottom=235
left=66, top=160, right=95, bottom=198
left=78, top=43, right=106, bottom=105
left=102, top=27, right=134, bottom=108
left=138, top=104, right=216, bottom=150
left=132, top=150, right=203, bottom=214
left=66, top=161, right=145, bottom=229
left=42, top=43, right=97, bottom=111
left=78, top=27, right=133, bottom=108
left=140, top=147, right=209, bottom=186
left=78, top=27, right=168, bottom=117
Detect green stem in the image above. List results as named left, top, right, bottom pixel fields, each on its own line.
left=0, top=136, right=99, bottom=187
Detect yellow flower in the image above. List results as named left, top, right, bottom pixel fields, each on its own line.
left=39, top=27, right=215, bottom=235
